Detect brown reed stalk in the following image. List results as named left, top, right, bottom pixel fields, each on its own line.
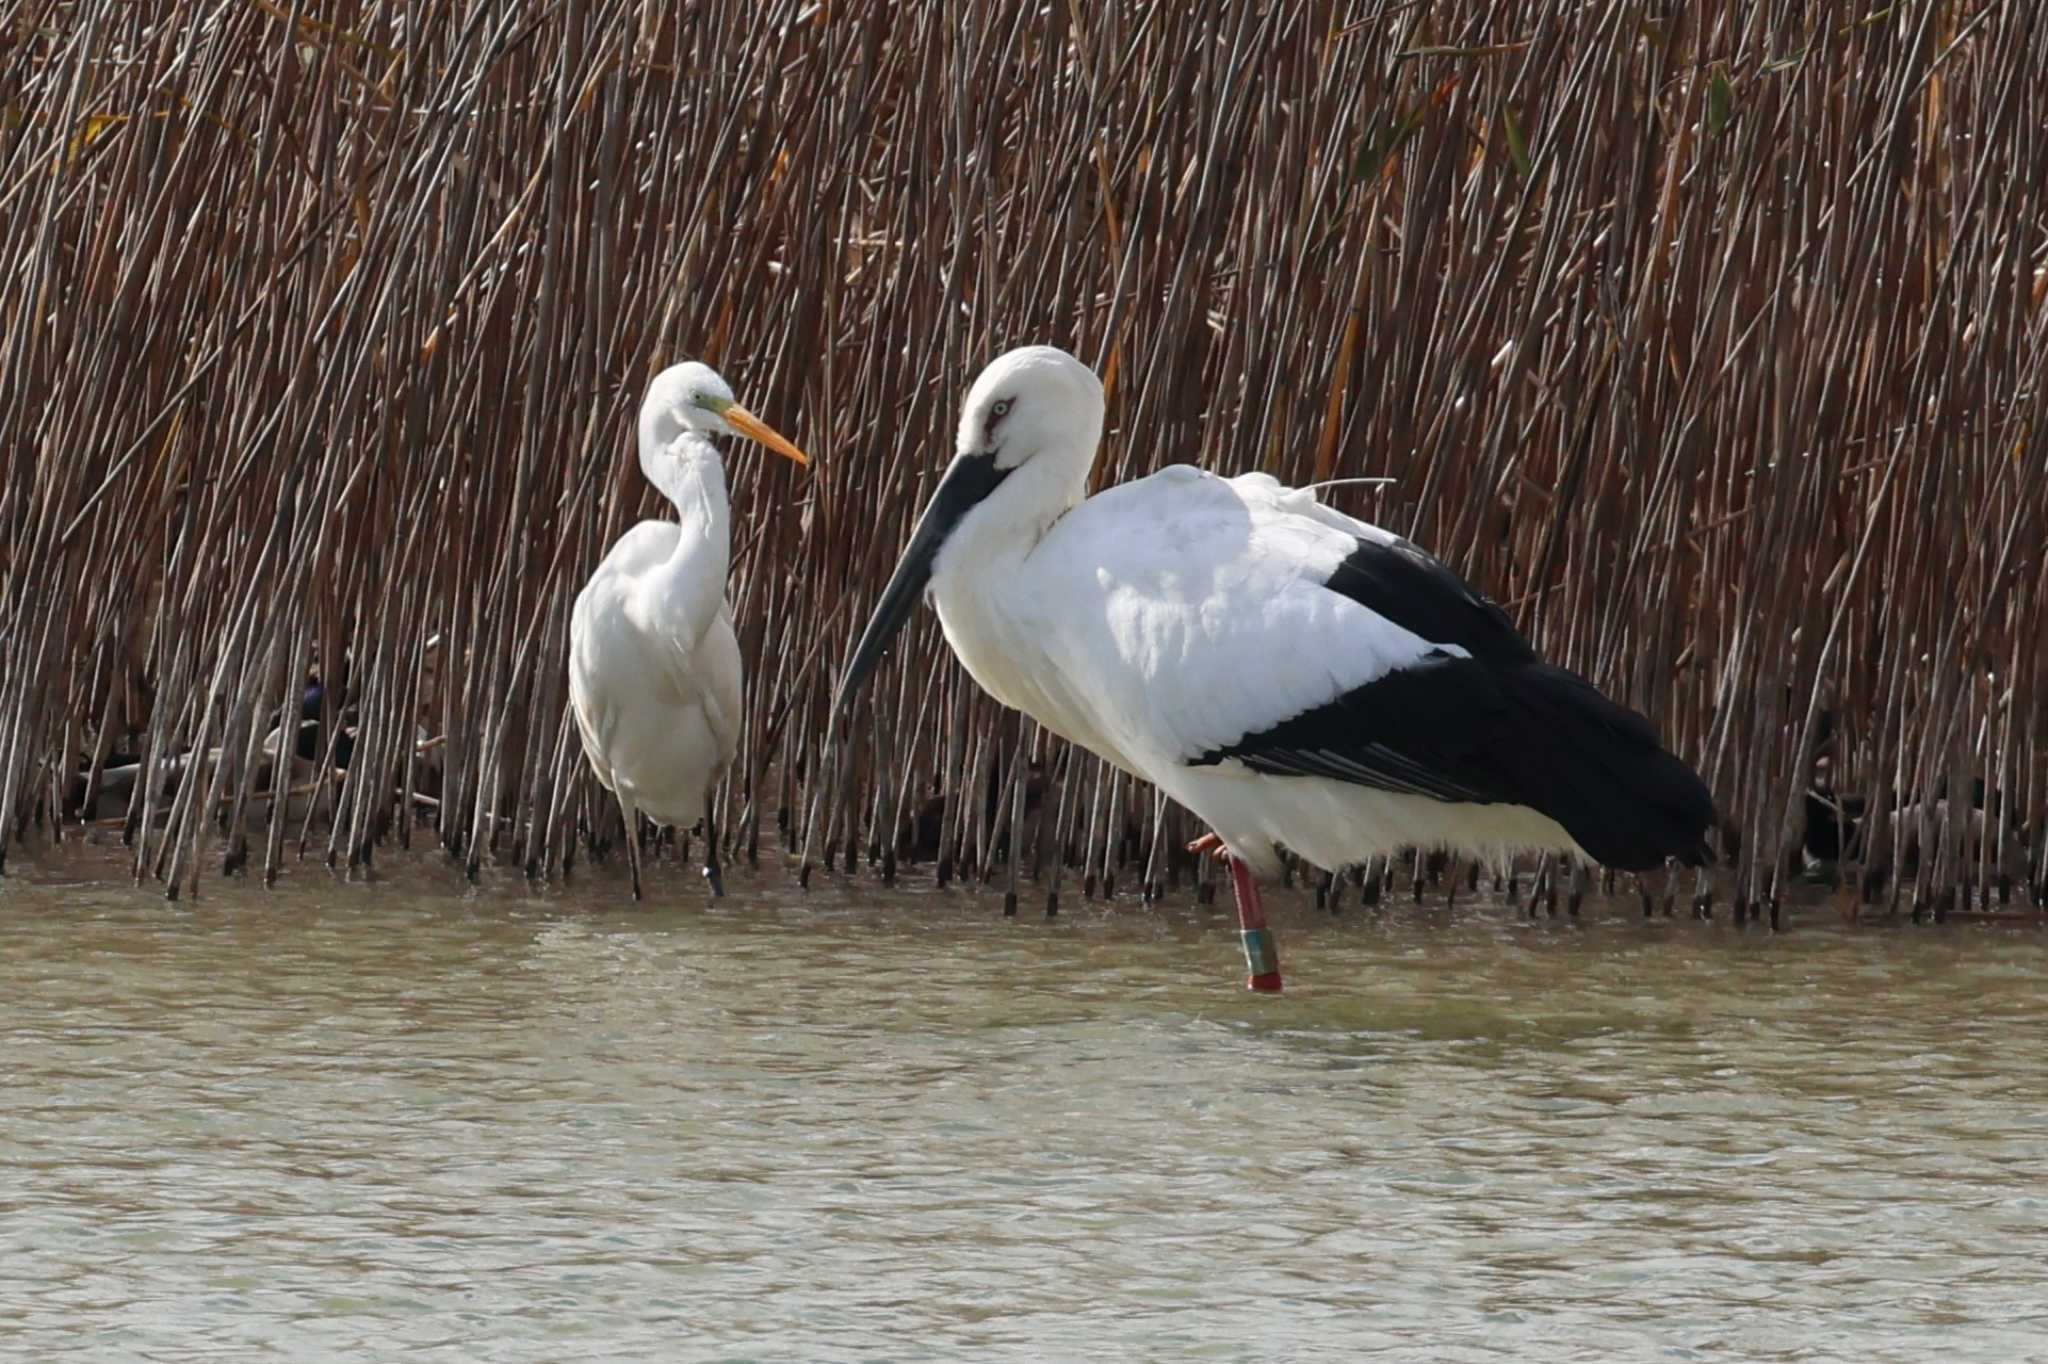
left=1, top=0, right=2042, bottom=923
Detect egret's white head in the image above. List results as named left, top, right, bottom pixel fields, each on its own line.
left=837, top=345, right=1104, bottom=715
left=635, top=360, right=809, bottom=482
left=954, top=345, right=1105, bottom=472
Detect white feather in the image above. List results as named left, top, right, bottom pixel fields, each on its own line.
left=911, top=348, right=1586, bottom=877
left=568, top=362, right=804, bottom=888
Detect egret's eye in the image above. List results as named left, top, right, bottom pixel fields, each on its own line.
left=989, top=399, right=1012, bottom=421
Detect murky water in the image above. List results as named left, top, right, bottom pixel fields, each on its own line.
left=4, top=849, right=2047, bottom=1362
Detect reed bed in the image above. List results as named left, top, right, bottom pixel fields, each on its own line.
left=3, top=1, right=2043, bottom=922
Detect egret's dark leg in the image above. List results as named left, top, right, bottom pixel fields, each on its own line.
left=621, top=801, right=644, bottom=902
left=1229, top=855, right=1284, bottom=993
left=703, top=794, right=726, bottom=898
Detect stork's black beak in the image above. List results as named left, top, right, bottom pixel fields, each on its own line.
left=835, top=451, right=1011, bottom=715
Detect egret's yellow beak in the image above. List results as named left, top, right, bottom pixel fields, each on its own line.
left=719, top=402, right=810, bottom=467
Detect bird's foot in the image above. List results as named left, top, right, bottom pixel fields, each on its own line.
left=1187, top=831, right=1224, bottom=857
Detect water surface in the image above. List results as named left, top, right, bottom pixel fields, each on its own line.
left=4, top=848, right=2046, bottom=1361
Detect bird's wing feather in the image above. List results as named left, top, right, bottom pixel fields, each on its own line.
left=568, top=519, right=736, bottom=798
left=568, top=578, right=619, bottom=791
left=1018, top=468, right=1530, bottom=804
left=1194, top=649, right=1525, bottom=805
left=695, top=605, right=745, bottom=774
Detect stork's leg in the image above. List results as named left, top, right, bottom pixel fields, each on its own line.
left=1189, top=834, right=1283, bottom=991
left=1229, top=855, right=1283, bottom=993
left=702, top=793, right=726, bottom=898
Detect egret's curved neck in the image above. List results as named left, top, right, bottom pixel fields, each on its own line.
left=645, top=433, right=728, bottom=527
left=643, top=433, right=731, bottom=629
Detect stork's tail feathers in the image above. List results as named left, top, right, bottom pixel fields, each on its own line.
left=1501, top=663, right=1715, bottom=871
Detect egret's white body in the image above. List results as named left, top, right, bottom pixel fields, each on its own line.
left=571, top=520, right=744, bottom=830
left=569, top=362, right=807, bottom=897
left=839, top=346, right=1712, bottom=988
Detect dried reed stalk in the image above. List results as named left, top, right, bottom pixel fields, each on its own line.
left=2, top=1, right=2042, bottom=921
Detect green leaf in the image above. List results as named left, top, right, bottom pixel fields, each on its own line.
left=1502, top=106, right=1531, bottom=178
left=1352, top=106, right=1426, bottom=185
left=1707, top=67, right=1736, bottom=136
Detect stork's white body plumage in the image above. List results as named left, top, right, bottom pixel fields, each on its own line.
left=838, top=346, right=1713, bottom=988
left=926, top=465, right=1583, bottom=878
left=568, top=362, right=807, bottom=898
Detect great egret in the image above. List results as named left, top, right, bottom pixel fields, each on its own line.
left=569, top=361, right=808, bottom=899
left=835, top=345, right=1713, bottom=989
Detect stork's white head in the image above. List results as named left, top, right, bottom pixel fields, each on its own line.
left=954, top=345, right=1105, bottom=474
left=836, top=345, right=1105, bottom=715
left=635, top=360, right=809, bottom=489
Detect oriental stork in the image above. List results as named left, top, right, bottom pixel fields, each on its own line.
left=835, top=345, right=1712, bottom=989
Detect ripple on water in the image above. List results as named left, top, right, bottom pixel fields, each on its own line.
left=3, top=855, right=2048, bottom=1361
